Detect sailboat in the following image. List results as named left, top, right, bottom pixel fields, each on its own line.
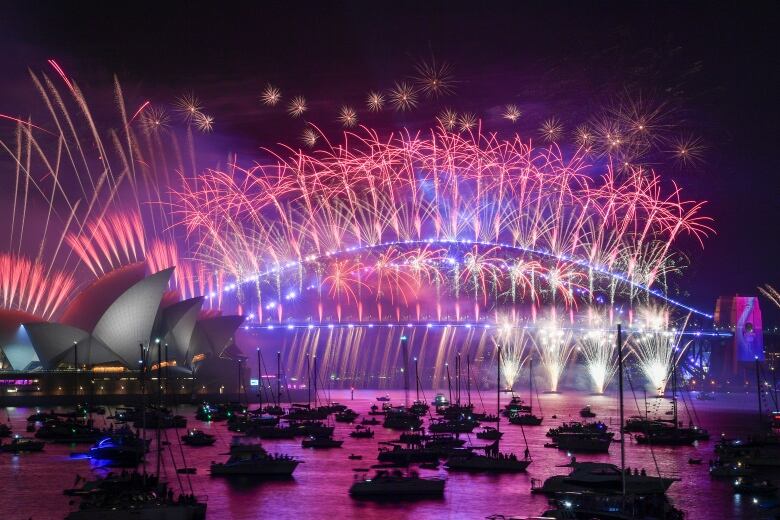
left=508, top=358, right=543, bottom=426
left=446, top=345, right=531, bottom=472
left=635, top=355, right=708, bottom=446
left=409, top=357, right=430, bottom=416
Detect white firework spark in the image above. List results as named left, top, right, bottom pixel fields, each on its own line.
left=502, top=104, right=522, bottom=123
left=338, top=105, right=358, bottom=128
left=366, top=91, right=385, bottom=112
left=389, top=82, right=418, bottom=111
left=260, top=84, right=282, bottom=106
left=288, top=96, right=307, bottom=117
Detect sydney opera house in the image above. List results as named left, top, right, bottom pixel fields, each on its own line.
left=0, top=263, right=245, bottom=400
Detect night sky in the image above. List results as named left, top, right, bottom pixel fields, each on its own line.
left=1, top=1, right=778, bottom=322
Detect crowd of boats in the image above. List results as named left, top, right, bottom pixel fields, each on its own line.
left=2, top=327, right=779, bottom=519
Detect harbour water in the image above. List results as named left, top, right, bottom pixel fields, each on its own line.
left=0, top=390, right=773, bottom=519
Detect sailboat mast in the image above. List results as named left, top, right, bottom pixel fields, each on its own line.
left=756, top=358, right=763, bottom=429
left=672, top=353, right=678, bottom=427
left=401, top=335, right=410, bottom=408
left=307, top=354, right=311, bottom=407
left=467, top=355, right=472, bottom=407
left=313, top=355, right=318, bottom=408
left=529, top=357, right=533, bottom=412
left=276, top=351, right=281, bottom=407
left=446, top=363, right=452, bottom=404
left=497, top=345, right=501, bottom=437
left=256, top=348, right=262, bottom=410
left=617, top=324, right=626, bottom=497
left=156, top=339, right=162, bottom=480
left=456, top=353, right=461, bottom=405
left=415, top=357, right=420, bottom=401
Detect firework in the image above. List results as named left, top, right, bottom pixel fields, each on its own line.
left=496, top=321, right=532, bottom=390
left=574, top=124, right=594, bottom=149
left=139, top=105, right=170, bottom=133
left=260, top=84, right=282, bottom=106
left=578, top=329, right=617, bottom=394
left=193, top=112, right=214, bottom=132
left=758, top=284, right=780, bottom=309
left=413, top=58, right=455, bottom=98
left=175, top=128, right=712, bottom=325
left=338, top=106, right=358, bottom=128
left=539, top=117, right=564, bottom=143
left=174, top=92, right=203, bottom=123
left=458, top=112, right=477, bottom=132
left=502, top=104, right=522, bottom=123
left=287, top=96, right=307, bottom=117
left=671, top=135, right=705, bottom=167
left=629, top=325, right=690, bottom=395
left=437, top=109, right=458, bottom=130
left=301, top=128, right=319, bottom=148
left=0, top=254, right=76, bottom=319
left=366, top=91, right=385, bottom=112
left=389, top=81, right=418, bottom=111
left=535, top=320, right=575, bottom=392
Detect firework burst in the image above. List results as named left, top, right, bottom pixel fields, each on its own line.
left=173, top=92, right=203, bottom=123
left=338, top=105, right=358, bottom=128
left=502, top=104, right=522, bottom=123
left=287, top=95, right=307, bottom=117
left=539, top=117, right=564, bottom=143
left=413, top=58, right=455, bottom=98
left=535, top=319, right=576, bottom=392
left=458, top=112, right=477, bottom=132
left=260, top=84, right=282, bottom=106
left=671, top=134, right=706, bottom=167
left=301, top=128, right=319, bottom=148
left=193, top=112, right=214, bottom=132
left=389, top=81, right=418, bottom=111
left=366, top=91, right=385, bottom=112
left=578, top=328, right=617, bottom=394
left=437, top=109, right=458, bottom=130
left=139, top=105, right=170, bottom=133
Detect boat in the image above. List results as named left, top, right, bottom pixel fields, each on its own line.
left=87, top=429, right=148, bottom=466
left=376, top=395, right=391, bottom=402
left=732, top=477, right=778, bottom=495
left=580, top=405, right=597, bottom=418
left=476, top=426, right=503, bottom=440
left=708, top=460, right=754, bottom=478
left=383, top=408, right=423, bottom=430
left=554, top=432, right=613, bottom=453
left=350, top=425, right=375, bottom=439
left=635, top=427, right=702, bottom=446
left=289, top=420, right=334, bottom=437
left=254, top=425, right=297, bottom=439
left=349, top=469, right=445, bottom=497
left=301, top=435, right=344, bottom=448
left=714, top=435, right=780, bottom=467
left=181, top=429, right=216, bottom=447
left=0, top=423, right=11, bottom=437
left=547, top=421, right=610, bottom=438
left=1, top=435, right=45, bottom=453
left=696, top=391, right=715, bottom=401
left=409, top=400, right=430, bottom=416
left=688, top=458, right=702, bottom=464
left=348, top=454, right=363, bottom=460
left=64, top=472, right=206, bottom=520
left=377, top=444, right=439, bottom=464
left=428, top=416, right=478, bottom=433
left=335, top=409, right=359, bottom=423
left=431, top=393, right=450, bottom=408
left=35, top=419, right=103, bottom=443
left=445, top=346, right=532, bottom=473
left=541, top=491, right=684, bottom=520
left=508, top=358, right=543, bottom=426
left=361, top=417, right=380, bottom=426
left=501, top=395, right=531, bottom=417
left=211, top=438, right=300, bottom=476
left=532, top=460, right=677, bottom=495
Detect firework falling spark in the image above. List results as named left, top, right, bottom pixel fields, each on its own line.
left=758, top=284, right=780, bottom=309
left=366, top=91, right=385, bottom=112
left=338, top=106, right=358, bottom=128
left=0, top=254, right=76, bottom=319
left=287, top=96, right=307, bottom=117
left=539, top=117, right=564, bottom=143
left=502, top=104, right=522, bottom=123
left=437, top=109, right=458, bottom=130
left=629, top=326, right=690, bottom=395
left=260, top=84, right=282, bottom=106
left=413, top=58, right=455, bottom=98
left=389, top=81, right=418, bottom=111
